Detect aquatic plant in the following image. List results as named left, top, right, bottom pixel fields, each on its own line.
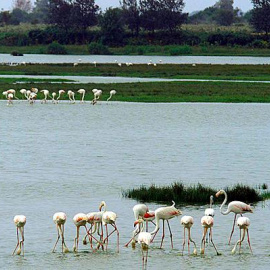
left=122, top=182, right=265, bottom=204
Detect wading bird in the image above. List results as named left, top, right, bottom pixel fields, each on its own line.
left=67, top=90, right=75, bottom=104
left=73, top=213, right=88, bottom=252
left=99, top=201, right=119, bottom=252
left=232, top=217, right=252, bottom=254
left=92, top=89, right=102, bottom=105
left=134, top=219, right=152, bottom=268
left=216, top=189, right=253, bottom=245
left=20, top=89, right=27, bottom=99
left=7, top=93, right=14, bottom=105
left=180, top=216, right=197, bottom=255
left=200, top=216, right=220, bottom=255
left=7, top=89, right=19, bottom=100
left=150, top=201, right=182, bottom=249
left=52, top=92, right=57, bottom=104
left=13, top=215, right=26, bottom=256
left=40, top=89, right=51, bottom=104
left=107, top=90, right=116, bottom=101
left=52, top=212, right=69, bottom=253
left=77, top=89, right=86, bottom=103
left=57, top=90, right=65, bottom=103
left=205, top=195, right=215, bottom=217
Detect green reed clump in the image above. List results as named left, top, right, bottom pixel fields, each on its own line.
left=123, top=182, right=264, bottom=204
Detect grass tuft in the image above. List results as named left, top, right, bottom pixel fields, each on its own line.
left=123, top=182, right=265, bottom=204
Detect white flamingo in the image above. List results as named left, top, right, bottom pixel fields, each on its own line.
left=232, top=217, right=252, bottom=254
left=180, top=216, right=197, bottom=255
left=73, top=213, right=88, bottom=252
left=216, top=189, right=253, bottom=245
left=7, top=89, right=19, bottom=100
left=52, top=212, right=69, bottom=253
left=57, top=90, right=65, bottom=103
left=200, top=216, right=220, bottom=255
left=77, top=89, right=86, bottom=103
left=40, top=89, right=51, bottom=104
left=92, top=89, right=102, bottom=105
left=134, top=219, right=152, bottom=268
left=13, top=215, right=26, bottom=256
left=52, top=92, right=57, bottom=104
left=67, top=90, right=75, bottom=104
left=31, top=87, right=38, bottom=94
left=7, top=93, right=14, bottom=105
left=150, top=201, right=182, bottom=249
left=99, top=201, right=119, bottom=252
left=107, top=90, right=116, bottom=101
left=20, top=89, right=27, bottom=99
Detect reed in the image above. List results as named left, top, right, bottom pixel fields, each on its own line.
left=122, top=182, right=266, bottom=204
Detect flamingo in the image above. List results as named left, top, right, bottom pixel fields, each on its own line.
left=40, top=89, right=51, bottom=104
left=31, top=87, right=38, bottom=94
left=200, top=216, right=220, bottom=255
left=125, top=203, right=149, bottom=247
left=99, top=201, right=119, bottom=252
left=67, top=90, right=75, bottom=104
left=52, top=212, right=69, bottom=253
left=93, top=61, right=97, bottom=67
left=150, top=201, right=182, bottom=249
left=7, top=93, right=14, bottom=105
left=57, top=90, right=65, bottom=103
left=52, top=92, right=57, bottom=104
left=180, top=216, right=197, bottom=255
left=29, top=92, right=37, bottom=104
left=2, top=91, right=8, bottom=98
left=232, top=217, right=252, bottom=254
left=82, top=211, right=104, bottom=249
left=7, top=89, right=19, bottom=100
left=205, top=195, right=215, bottom=217
left=107, top=90, right=116, bottom=101
left=26, top=90, right=31, bottom=100
left=92, top=89, right=102, bottom=105
left=13, top=215, right=26, bottom=256
left=134, top=219, right=152, bottom=268
left=20, top=89, right=27, bottom=99
left=73, top=213, right=89, bottom=252
left=77, top=89, right=86, bottom=103
left=216, top=189, right=253, bottom=245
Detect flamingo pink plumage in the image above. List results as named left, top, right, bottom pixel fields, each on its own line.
left=72, top=213, right=88, bottom=252
left=216, top=189, right=253, bottom=245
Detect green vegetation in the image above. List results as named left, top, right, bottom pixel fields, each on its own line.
left=122, top=182, right=270, bottom=204
left=1, top=79, right=270, bottom=103
left=1, top=63, right=270, bottom=81
left=47, top=42, right=67, bottom=55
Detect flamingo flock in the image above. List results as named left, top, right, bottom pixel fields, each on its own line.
left=2, top=88, right=117, bottom=105
left=11, top=190, right=253, bottom=270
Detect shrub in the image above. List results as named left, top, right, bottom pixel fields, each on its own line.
left=10, top=51, right=23, bottom=56
left=87, top=42, right=111, bottom=55
left=47, top=42, right=67, bottom=55
left=169, top=45, right=192, bottom=55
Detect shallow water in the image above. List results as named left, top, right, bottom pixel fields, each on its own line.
left=1, top=101, right=270, bottom=269
left=1, top=54, right=270, bottom=65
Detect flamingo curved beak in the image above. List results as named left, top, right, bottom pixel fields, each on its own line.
left=215, top=191, right=221, bottom=197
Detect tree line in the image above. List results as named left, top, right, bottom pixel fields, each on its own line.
left=0, top=0, right=270, bottom=48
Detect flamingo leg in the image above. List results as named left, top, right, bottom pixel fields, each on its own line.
left=247, top=229, right=253, bottom=254
left=61, top=224, right=68, bottom=251
left=12, top=228, right=20, bottom=255
left=151, top=228, right=159, bottom=243
left=52, top=224, right=60, bottom=252
left=166, top=220, right=173, bottom=249
left=182, top=228, right=186, bottom=255
left=200, top=227, right=207, bottom=254
left=210, top=228, right=219, bottom=255
left=160, top=220, right=165, bottom=249
left=73, top=226, right=79, bottom=252
left=229, top=214, right=237, bottom=245
left=125, top=230, right=139, bottom=247
left=188, top=227, right=197, bottom=255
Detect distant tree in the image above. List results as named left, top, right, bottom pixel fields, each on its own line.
left=0, top=11, right=12, bottom=25
left=214, top=0, right=234, bottom=11
left=12, top=0, right=33, bottom=13
left=71, top=0, right=100, bottom=30
left=214, top=0, right=234, bottom=26
left=10, top=8, right=30, bottom=24
left=121, top=0, right=140, bottom=36
left=158, top=0, right=187, bottom=33
left=100, top=8, right=125, bottom=46
left=250, top=0, right=270, bottom=35
left=32, top=0, right=51, bottom=23
left=139, top=0, right=161, bottom=33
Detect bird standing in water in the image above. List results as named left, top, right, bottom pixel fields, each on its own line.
left=13, top=215, right=26, bottom=256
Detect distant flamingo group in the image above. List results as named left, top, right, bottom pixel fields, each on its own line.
left=2, top=87, right=117, bottom=105
left=11, top=189, right=253, bottom=269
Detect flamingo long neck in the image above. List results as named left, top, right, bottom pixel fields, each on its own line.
left=220, top=191, right=230, bottom=215
left=140, top=221, right=145, bottom=233
left=150, top=217, right=160, bottom=235
left=82, top=92, right=85, bottom=101
left=107, top=94, right=112, bottom=101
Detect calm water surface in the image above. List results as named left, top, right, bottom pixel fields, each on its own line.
left=1, top=54, right=270, bottom=65
left=1, top=101, right=270, bottom=269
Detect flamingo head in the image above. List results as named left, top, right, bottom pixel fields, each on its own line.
left=99, top=201, right=106, bottom=211
left=215, top=189, right=224, bottom=197
left=134, top=219, right=144, bottom=227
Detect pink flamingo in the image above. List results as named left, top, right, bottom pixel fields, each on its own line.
left=99, top=201, right=119, bottom=252
left=52, top=212, right=69, bottom=253
left=180, top=216, right=197, bottom=255
left=13, top=215, right=26, bottom=256
left=232, top=217, right=252, bottom=254
left=150, top=201, right=182, bottom=249
left=125, top=203, right=149, bottom=247
left=72, top=213, right=89, bottom=252
left=216, top=189, right=253, bottom=245
left=200, top=216, right=220, bottom=255
left=134, top=219, right=152, bottom=268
